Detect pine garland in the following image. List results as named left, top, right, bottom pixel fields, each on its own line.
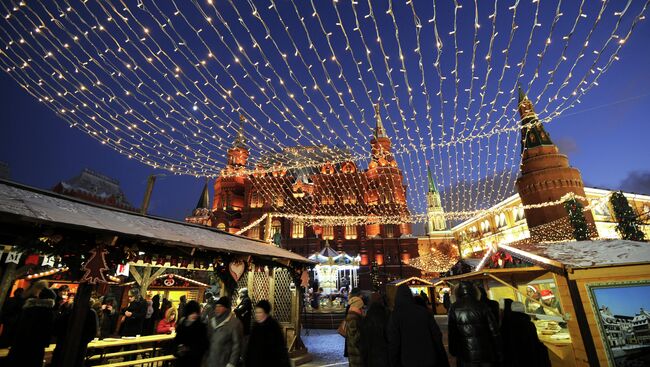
left=610, top=191, right=645, bottom=241
left=564, top=198, right=589, bottom=241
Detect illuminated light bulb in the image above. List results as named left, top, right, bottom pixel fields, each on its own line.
left=193, top=105, right=199, bottom=111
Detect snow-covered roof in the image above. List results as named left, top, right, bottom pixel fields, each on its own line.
left=54, top=169, right=134, bottom=207
left=504, top=239, right=650, bottom=269
left=0, top=180, right=312, bottom=264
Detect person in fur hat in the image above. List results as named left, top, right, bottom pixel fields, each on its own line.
left=6, top=286, right=56, bottom=367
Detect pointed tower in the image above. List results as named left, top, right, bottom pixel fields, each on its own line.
left=212, top=115, right=250, bottom=233
left=365, top=102, right=411, bottom=237
left=426, top=161, right=447, bottom=234
left=185, top=181, right=213, bottom=226
left=515, top=88, right=596, bottom=241
left=226, top=115, right=249, bottom=167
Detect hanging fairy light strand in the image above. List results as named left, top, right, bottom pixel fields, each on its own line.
left=0, top=0, right=646, bottom=224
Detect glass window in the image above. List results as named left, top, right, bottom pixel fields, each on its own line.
left=272, top=219, right=282, bottom=236
left=345, top=225, right=357, bottom=239
left=322, top=226, right=334, bottom=240
left=292, top=221, right=304, bottom=239
left=248, top=225, right=260, bottom=239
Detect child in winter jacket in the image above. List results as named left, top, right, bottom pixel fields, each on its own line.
left=156, top=307, right=177, bottom=334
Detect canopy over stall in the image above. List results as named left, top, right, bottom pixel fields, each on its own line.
left=0, top=179, right=314, bottom=364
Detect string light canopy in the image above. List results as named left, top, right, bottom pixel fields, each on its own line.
left=1, top=0, right=646, bottom=224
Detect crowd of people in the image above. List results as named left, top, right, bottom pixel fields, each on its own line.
left=342, top=282, right=551, bottom=367
left=0, top=282, right=291, bottom=367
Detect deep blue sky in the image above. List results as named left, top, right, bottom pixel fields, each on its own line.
left=0, top=1, right=649, bottom=221
left=594, top=285, right=650, bottom=317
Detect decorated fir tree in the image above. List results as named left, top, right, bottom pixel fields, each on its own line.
left=370, top=260, right=380, bottom=291
left=564, top=198, right=589, bottom=241
left=610, top=191, right=645, bottom=241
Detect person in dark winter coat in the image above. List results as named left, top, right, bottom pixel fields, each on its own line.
left=478, top=287, right=500, bottom=323
left=206, top=297, right=243, bottom=367
left=201, top=291, right=217, bottom=323
left=501, top=301, right=551, bottom=367
left=173, top=300, right=209, bottom=367
left=443, top=291, right=451, bottom=311
left=360, top=293, right=390, bottom=367
left=6, top=287, right=56, bottom=367
left=99, top=296, right=118, bottom=339
left=177, top=295, right=187, bottom=319
left=448, top=282, right=502, bottom=367
left=120, top=288, right=148, bottom=336
left=234, top=288, right=252, bottom=335
left=245, top=300, right=291, bottom=367
left=0, top=287, right=24, bottom=347
left=388, top=284, right=449, bottom=367
left=345, top=296, right=364, bottom=367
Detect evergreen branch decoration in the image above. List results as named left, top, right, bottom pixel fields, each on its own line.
left=564, top=198, right=589, bottom=241
left=610, top=191, right=645, bottom=241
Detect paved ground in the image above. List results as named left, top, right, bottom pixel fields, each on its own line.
left=300, top=316, right=455, bottom=367
left=301, top=329, right=348, bottom=367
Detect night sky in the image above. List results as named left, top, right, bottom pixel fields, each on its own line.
left=1, top=1, right=649, bottom=221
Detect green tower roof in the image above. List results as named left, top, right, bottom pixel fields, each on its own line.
left=195, top=181, right=210, bottom=209
left=426, top=160, right=439, bottom=193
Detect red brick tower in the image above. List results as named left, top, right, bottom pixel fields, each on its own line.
left=212, top=115, right=249, bottom=233
left=515, top=88, right=596, bottom=241
left=365, top=103, right=411, bottom=238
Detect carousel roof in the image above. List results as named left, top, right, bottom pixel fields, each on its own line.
left=0, top=180, right=313, bottom=264
left=308, top=243, right=360, bottom=266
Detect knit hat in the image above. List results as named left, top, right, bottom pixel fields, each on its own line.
left=350, top=288, right=361, bottom=297
left=540, top=289, right=555, bottom=300
left=511, top=301, right=526, bottom=313
left=215, top=296, right=231, bottom=308
left=349, top=296, right=364, bottom=310
left=527, top=285, right=538, bottom=294
left=39, top=288, right=57, bottom=300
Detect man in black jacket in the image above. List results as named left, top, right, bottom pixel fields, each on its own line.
left=448, top=282, right=503, bottom=367
left=388, top=284, right=449, bottom=367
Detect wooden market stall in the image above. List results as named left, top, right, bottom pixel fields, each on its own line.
left=442, top=239, right=650, bottom=367
left=0, top=179, right=314, bottom=365
left=386, top=276, right=434, bottom=309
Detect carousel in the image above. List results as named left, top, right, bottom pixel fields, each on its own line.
left=308, top=241, right=360, bottom=294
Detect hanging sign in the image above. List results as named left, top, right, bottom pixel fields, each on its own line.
left=5, top=250, right=22, bottom=264
left=229, top=260, right=246, bottom=282
left=163, top=275, right=175, bottom=287
left=81, top=246, right=109, bottom=284
left=116, top=263, right=130, bottom=277
left=42, top=255, right=55, bottom=267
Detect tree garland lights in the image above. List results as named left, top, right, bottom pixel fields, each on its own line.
left=564, top=197, right=589, bottom=241
left=0, top=0, right=647, bottom=224
left=610, top=191, right=646, bottom=241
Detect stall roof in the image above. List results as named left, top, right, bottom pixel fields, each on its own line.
left=442, top=266, right=548, bottom=281
left=388, top=276, right=433, bottom=286
left=505, top=239, right=650, bottom=270
left=0, top=180, right=313, bottom=264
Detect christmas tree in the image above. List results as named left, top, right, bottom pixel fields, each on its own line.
left=370, top=260, right=380, bottom=291
left=564, top=198, right=589, bottom=241
left=610, top=191, right=645, bottom=241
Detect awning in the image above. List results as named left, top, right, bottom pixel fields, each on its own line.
left=0, top=180, right=313, bottom=264
left=441, top=266, right=548, bottom=282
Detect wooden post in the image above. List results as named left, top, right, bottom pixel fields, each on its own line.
left=129, top=265, right=167, bottom=294
left=264, top=214, right=273, bottom=243
left=140, top=175, right=157, bottom=215
left=0, top=263, right=17, bottom=316
left=61, top=282, right=93, bottom=367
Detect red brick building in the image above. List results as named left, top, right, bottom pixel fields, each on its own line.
left=187, top=107, right=421, bottom=287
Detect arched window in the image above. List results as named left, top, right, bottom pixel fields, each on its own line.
left=248, top=225, right=260, bottom=239
left=291, top=221, right=304, bottom=239
left=322, top=226, right=334, bottom=240
left=345, top=225, right=357, bottom=239
left=514, top=207, right=525, bottom=222
left=272, top=219, right=282, bottom=236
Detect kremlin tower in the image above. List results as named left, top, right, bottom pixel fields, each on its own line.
left=425, top=161, right=446, bottom=235
left=515, top=88, right=596, bottom=241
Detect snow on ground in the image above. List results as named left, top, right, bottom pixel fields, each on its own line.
left=301, top=329, right=348, bottom=367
